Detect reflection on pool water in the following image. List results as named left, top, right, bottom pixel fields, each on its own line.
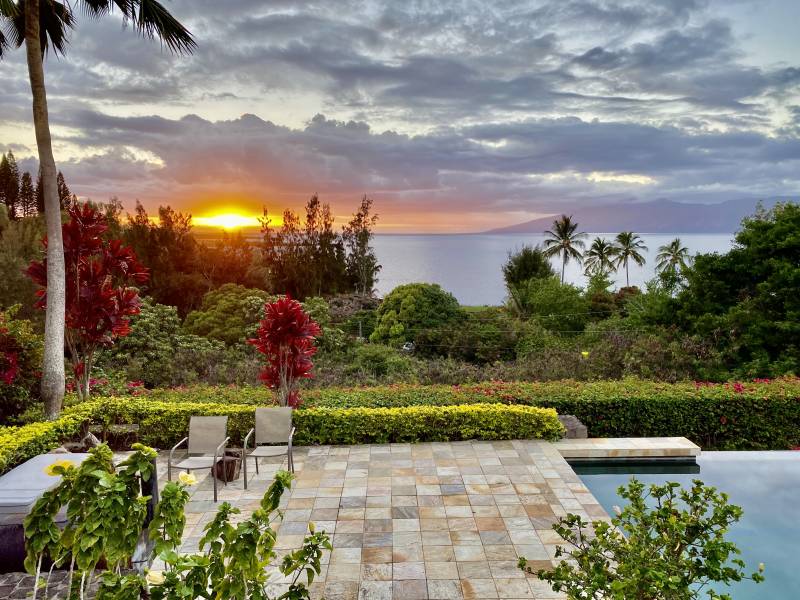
left=572, top=452, right=800, bottom=600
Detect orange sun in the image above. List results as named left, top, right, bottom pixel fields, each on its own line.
left=193, top=213, right=261, bottom=230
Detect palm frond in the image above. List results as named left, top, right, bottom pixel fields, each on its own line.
left=77, top=0, right=195, bottom=53
left=6, top=0, right=75, bottom=58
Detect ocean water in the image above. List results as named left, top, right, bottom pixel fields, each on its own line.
left=372, top=233, right=734, bottom=305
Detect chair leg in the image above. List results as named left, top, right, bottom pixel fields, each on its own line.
left=213, top=469, right=218, bottom=502
left=168, top=460, right=172, bottom=481
left=255, top=456, right=259, bottom=475
left=243, top=454, right=248, bottom=490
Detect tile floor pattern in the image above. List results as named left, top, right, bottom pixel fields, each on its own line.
left=163, top=440, right=611, bottom=600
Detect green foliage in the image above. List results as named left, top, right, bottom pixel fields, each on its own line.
left=523, top=479, right=764, bottom=599
left=418, top=307, right=521, bottom=364
left=293, top=404, right=564, bottom=445
left=0, top=209, right=45, bottom=321
left=676, top=202, right=800, bottom=377
left=261, top=195, right=379, bottom=299
left=509, top=277, right=589, bottom=331
left=503, top=245, right=555, bottom=288
left=184, top=283, right=273, bottom=345
left=99, top=299, right=259, bottom=387
left=0, top=306, right=43, bottom=420
left=370, top=283, right=461, bottom=344
left=346, top=343, right=418, bottom=379
left=22, top=442, right=329, bottom=600
left=514, top=319, right=568, bottom=359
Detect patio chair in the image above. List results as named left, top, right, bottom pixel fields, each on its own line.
left=242, top=407, right=295, bottom=489
left=168, top=415, right=229, bottom=502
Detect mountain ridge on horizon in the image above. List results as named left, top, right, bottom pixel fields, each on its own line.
left=484, top=197, right=785, bottom=234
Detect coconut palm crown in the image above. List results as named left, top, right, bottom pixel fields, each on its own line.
left=613, top=231, right=648, bottom=287
left=656, top=237, right=691, bottom=275
left=542, top=215, right=587, bottom=283
left=583, top=237, right=618, bottom=277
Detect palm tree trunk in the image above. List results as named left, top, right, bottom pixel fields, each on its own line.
left=561, top=253, right=566, bottom=284
left=25, top=0, right=66, bottom=419
left=625, top=261, right=630, bottom=287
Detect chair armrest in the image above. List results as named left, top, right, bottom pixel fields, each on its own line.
left=244, top=428, right=255, bottom=452
left=213, top=436, right=231, bottom=464
left=288, top=427, right=295, bottom=446
left=169, top=437, right=188, bottom=463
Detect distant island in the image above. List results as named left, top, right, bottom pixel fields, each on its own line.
left=486, top=198, right=783, bottom=234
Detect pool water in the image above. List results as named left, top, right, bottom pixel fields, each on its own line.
left=572, top=452, right=800, bottom=600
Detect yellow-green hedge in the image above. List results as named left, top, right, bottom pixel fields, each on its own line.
left=0, top=403, right=97, bottom=474
left=0, top=398, right=563, bottom=473
left=88, top=399, right=564, bottom=447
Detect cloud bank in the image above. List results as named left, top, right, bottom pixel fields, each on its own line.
left=1, top=0, right=798, bottom=231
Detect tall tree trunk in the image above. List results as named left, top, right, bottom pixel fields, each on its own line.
left=25, top=0, right=66, bottom=419
left=561, top=253, right=566, bottom=284
left=625, top=261, right=630, bottom=287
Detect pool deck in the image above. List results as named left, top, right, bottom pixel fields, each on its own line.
left=554, top=436, right=701, bottom=459
left=161, top=440, right=614, bottom=599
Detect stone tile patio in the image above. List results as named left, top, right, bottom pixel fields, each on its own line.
left=163, top=440, right=612, bottom=599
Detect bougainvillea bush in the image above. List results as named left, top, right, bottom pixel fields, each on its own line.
left=27, top=202, right=148, bottom=401
left=0, top=307, right=43, bottom=421
left=248, top=296, right=321, bottom=407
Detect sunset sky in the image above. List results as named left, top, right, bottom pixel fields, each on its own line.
left=1, top=0, right=799, bottom=232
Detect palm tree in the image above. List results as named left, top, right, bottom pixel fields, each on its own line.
left=542, top=215, right=587, bottom=283
left=583, top=237, right=617, bottom=277
left=655, top=238, right=691, bottom=276
left=613, top=231, right=648, bottom=287
left=1, top=1, right=195, bottom=418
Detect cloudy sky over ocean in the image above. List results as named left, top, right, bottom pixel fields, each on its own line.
left=2, top=0, right=799, bottom=231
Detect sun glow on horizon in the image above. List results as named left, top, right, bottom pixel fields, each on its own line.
left=193, top=213, right=262, bottom=229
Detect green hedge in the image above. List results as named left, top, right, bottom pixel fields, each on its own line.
left=87, top=399, right=563, bottom=448
left=0, top=403, right=97, bottom=474
left=84, top=378, right=800, bottom=450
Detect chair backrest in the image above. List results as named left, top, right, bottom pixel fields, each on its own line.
left=187, top=416, right=228, bottom=455
left=255, top=407, right=293, bottom=445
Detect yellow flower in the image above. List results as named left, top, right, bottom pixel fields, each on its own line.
left=43, top=459, right=75, bottom=477
left=178, top=472, right=198, bottom=486
left=145, top=570, right=165, bottom=586
left=581, top=351, right=590, bottom=359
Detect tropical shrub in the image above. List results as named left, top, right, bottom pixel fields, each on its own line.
left=184, top=283, right=273, bottom=345
left=248, top=296, right=321, bottom=407
left=510, top=277, right=589, bottom=331
left=418, top=307, right=521, bottom=364
left=26, top=202, right=148, bottom=400
left=0, top=307, right=43, bottom=420
left=370, top=283, right=460, bottom=345
left=23, top=444, right=329, bottom=600
left=521, top=479, right=764, bottom=599
left=100, top=299, right=260, bottom=387
left=345, top=343, right=418, bottom=379
left=676, top=202, right=800, bottom=377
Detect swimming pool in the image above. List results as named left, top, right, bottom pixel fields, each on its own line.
left=572, top=452, right=800, bottom=600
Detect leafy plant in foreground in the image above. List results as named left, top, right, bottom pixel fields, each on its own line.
left=520, top=478, right=764, bottom=600
left=23, top=443, right=329, bottom=600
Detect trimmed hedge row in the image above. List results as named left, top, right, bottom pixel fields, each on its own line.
left=88, top=399, right=563, bottom=447
left=90, top=378, right=800, bottom=450
left=0, top=399, right=563, bottom=473
left=0, top=403, right=96, bottom=474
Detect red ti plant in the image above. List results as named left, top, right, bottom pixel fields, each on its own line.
left=27, top=203, right=149, bottom=400
left=248, top=296, right=321, bottom=407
